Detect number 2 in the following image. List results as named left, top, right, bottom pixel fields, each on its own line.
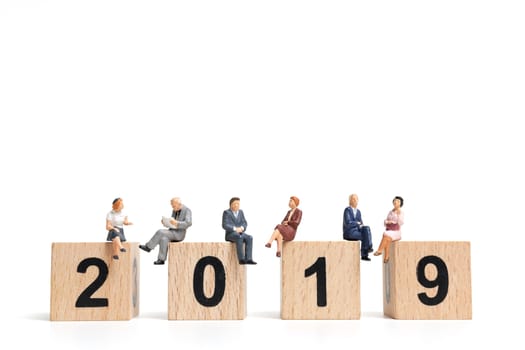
left=75, top=257, right=109, bottom=308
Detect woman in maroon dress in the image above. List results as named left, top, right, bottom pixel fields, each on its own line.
left=265, top=196, right=302, bottom=257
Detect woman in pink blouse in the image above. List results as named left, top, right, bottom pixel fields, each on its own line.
left=374, top=196, right=404, bottom=263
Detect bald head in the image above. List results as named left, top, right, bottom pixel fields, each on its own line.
left=171, top=197, right=182, bottom=211
left=349, top=194, right=358, bottom=208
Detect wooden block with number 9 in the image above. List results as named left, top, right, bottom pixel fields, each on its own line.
left=383, top=241, right=472, bottom=319
left=50, top=242, right=140, bottom=321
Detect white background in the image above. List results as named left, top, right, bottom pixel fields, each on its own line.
left=1, top=1, right=524, bottom=349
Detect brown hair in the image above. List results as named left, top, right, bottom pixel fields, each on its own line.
left=112, top=198, right=122, bottom=211
left=290, top=196, right=300, bottom=206
left=229, top=197, right=240, bottom=206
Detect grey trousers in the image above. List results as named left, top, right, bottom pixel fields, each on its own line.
left=145, top=229, right=185, bottom=261
left=225, top=232, right=253, bottom=261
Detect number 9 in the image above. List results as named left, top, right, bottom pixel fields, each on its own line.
left=416, top=255, right=449, bottom=306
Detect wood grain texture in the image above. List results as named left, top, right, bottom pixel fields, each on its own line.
left=383, top=241, right=472, bottom=319
left=50, top=242, right=140, bottom=321
left=281, top=241, right=361, bottom=319
left=168, top=242, right=246, bottom=320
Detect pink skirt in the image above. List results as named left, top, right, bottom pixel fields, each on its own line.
left=384, top=230, right=401, bottom=241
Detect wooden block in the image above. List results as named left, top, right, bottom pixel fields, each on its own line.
left=383, top=241, right=472, bottom=319
left=281, top=241, right=361, bottom=319
left=168, top=242, right=246, bottom=320
left=50, top=242, right=140, bottom=321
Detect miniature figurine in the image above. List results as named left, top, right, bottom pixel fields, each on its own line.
left=265, top=196, right=302, bottom=257
left=106, top=197, right=133, bottom=260
left=222, top=197, right=257, bottom=265
left=139, top=197, right=192, bottom=265
left=343, top=194, right=373, bottom=261
left=374, top=196, right=404, bottom=263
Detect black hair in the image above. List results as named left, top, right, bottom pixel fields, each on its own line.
left=393, top=196, right=404, bottom=207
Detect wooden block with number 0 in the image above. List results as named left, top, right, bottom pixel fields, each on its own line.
left=50, top=242, right=140, bottom=321
left=281, top=241, right=361, bottom=319
left=383, top=241, right=472, bottom=319
left=168, top=242, right=246, bottom=320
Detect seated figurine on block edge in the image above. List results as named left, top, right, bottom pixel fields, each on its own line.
left=222, top=197, right=257, bottom=265
left=106, top=197, right=133, bottom=260
left=343, top=194, right=373, bottom=261
left=139, top=197, right=192, bottom=265
left=374, top=196, right=404, bottom=263
left=265, top=196, right=302, bottom=258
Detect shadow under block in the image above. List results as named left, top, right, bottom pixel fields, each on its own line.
left=50, top=242, right=140, bottom=321
left=383, top=241, right=472, bottom=319
left=281, top=241, right=361, bottom=320
left=168, top=242, right=246, bottom=320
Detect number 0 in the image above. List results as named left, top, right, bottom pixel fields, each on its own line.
left=193, top=256, right=226, bottom=307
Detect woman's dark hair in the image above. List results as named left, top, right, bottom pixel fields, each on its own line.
left=393, top=196, right=404, bottom=207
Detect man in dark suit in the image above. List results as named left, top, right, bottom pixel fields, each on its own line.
left=343, top=194, right=373, bottom=261
left=222, top=197, right=257, bottom=265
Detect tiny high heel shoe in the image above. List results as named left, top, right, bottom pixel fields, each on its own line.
left=276, top=251, right=281, bottom=258
left=265, top=243, right=271, bottom=248
left=373, top=250, right=382, bottom=256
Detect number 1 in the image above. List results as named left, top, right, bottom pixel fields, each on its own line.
left=304, top=257, right=327, bottom=307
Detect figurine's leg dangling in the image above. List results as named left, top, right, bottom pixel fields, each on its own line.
left=383, top=236, right=393, bottom=263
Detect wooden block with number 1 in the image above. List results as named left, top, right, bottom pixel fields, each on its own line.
left=50, top=242, right=140, bottom=321
left=281, top=241, right=361, bottom=319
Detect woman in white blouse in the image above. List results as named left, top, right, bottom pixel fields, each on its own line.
left=106, top=198, right=133, bottom=260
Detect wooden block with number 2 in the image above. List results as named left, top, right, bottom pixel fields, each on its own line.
left=50, top=242, right=140, bottom=321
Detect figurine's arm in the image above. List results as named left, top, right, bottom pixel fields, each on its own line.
left=344, top=208, right=359, bottom=229
left=397, top=211, right=404, bottom=226
left=176, top=208, right=193, bottom=229
left=106, top=219, right=118, bottom=231
left=222, top=211, right=235, bottom=232
left=289, top=209, right=302, bottom=228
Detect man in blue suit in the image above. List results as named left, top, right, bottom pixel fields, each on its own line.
left=222, top=197, right=257, bottom=265
left=343, top=194, right=373, bottom=261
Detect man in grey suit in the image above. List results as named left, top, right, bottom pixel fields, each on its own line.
left=222, top=197, right=257, bottom=265
left=139, top=197, right=192, bottom=265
